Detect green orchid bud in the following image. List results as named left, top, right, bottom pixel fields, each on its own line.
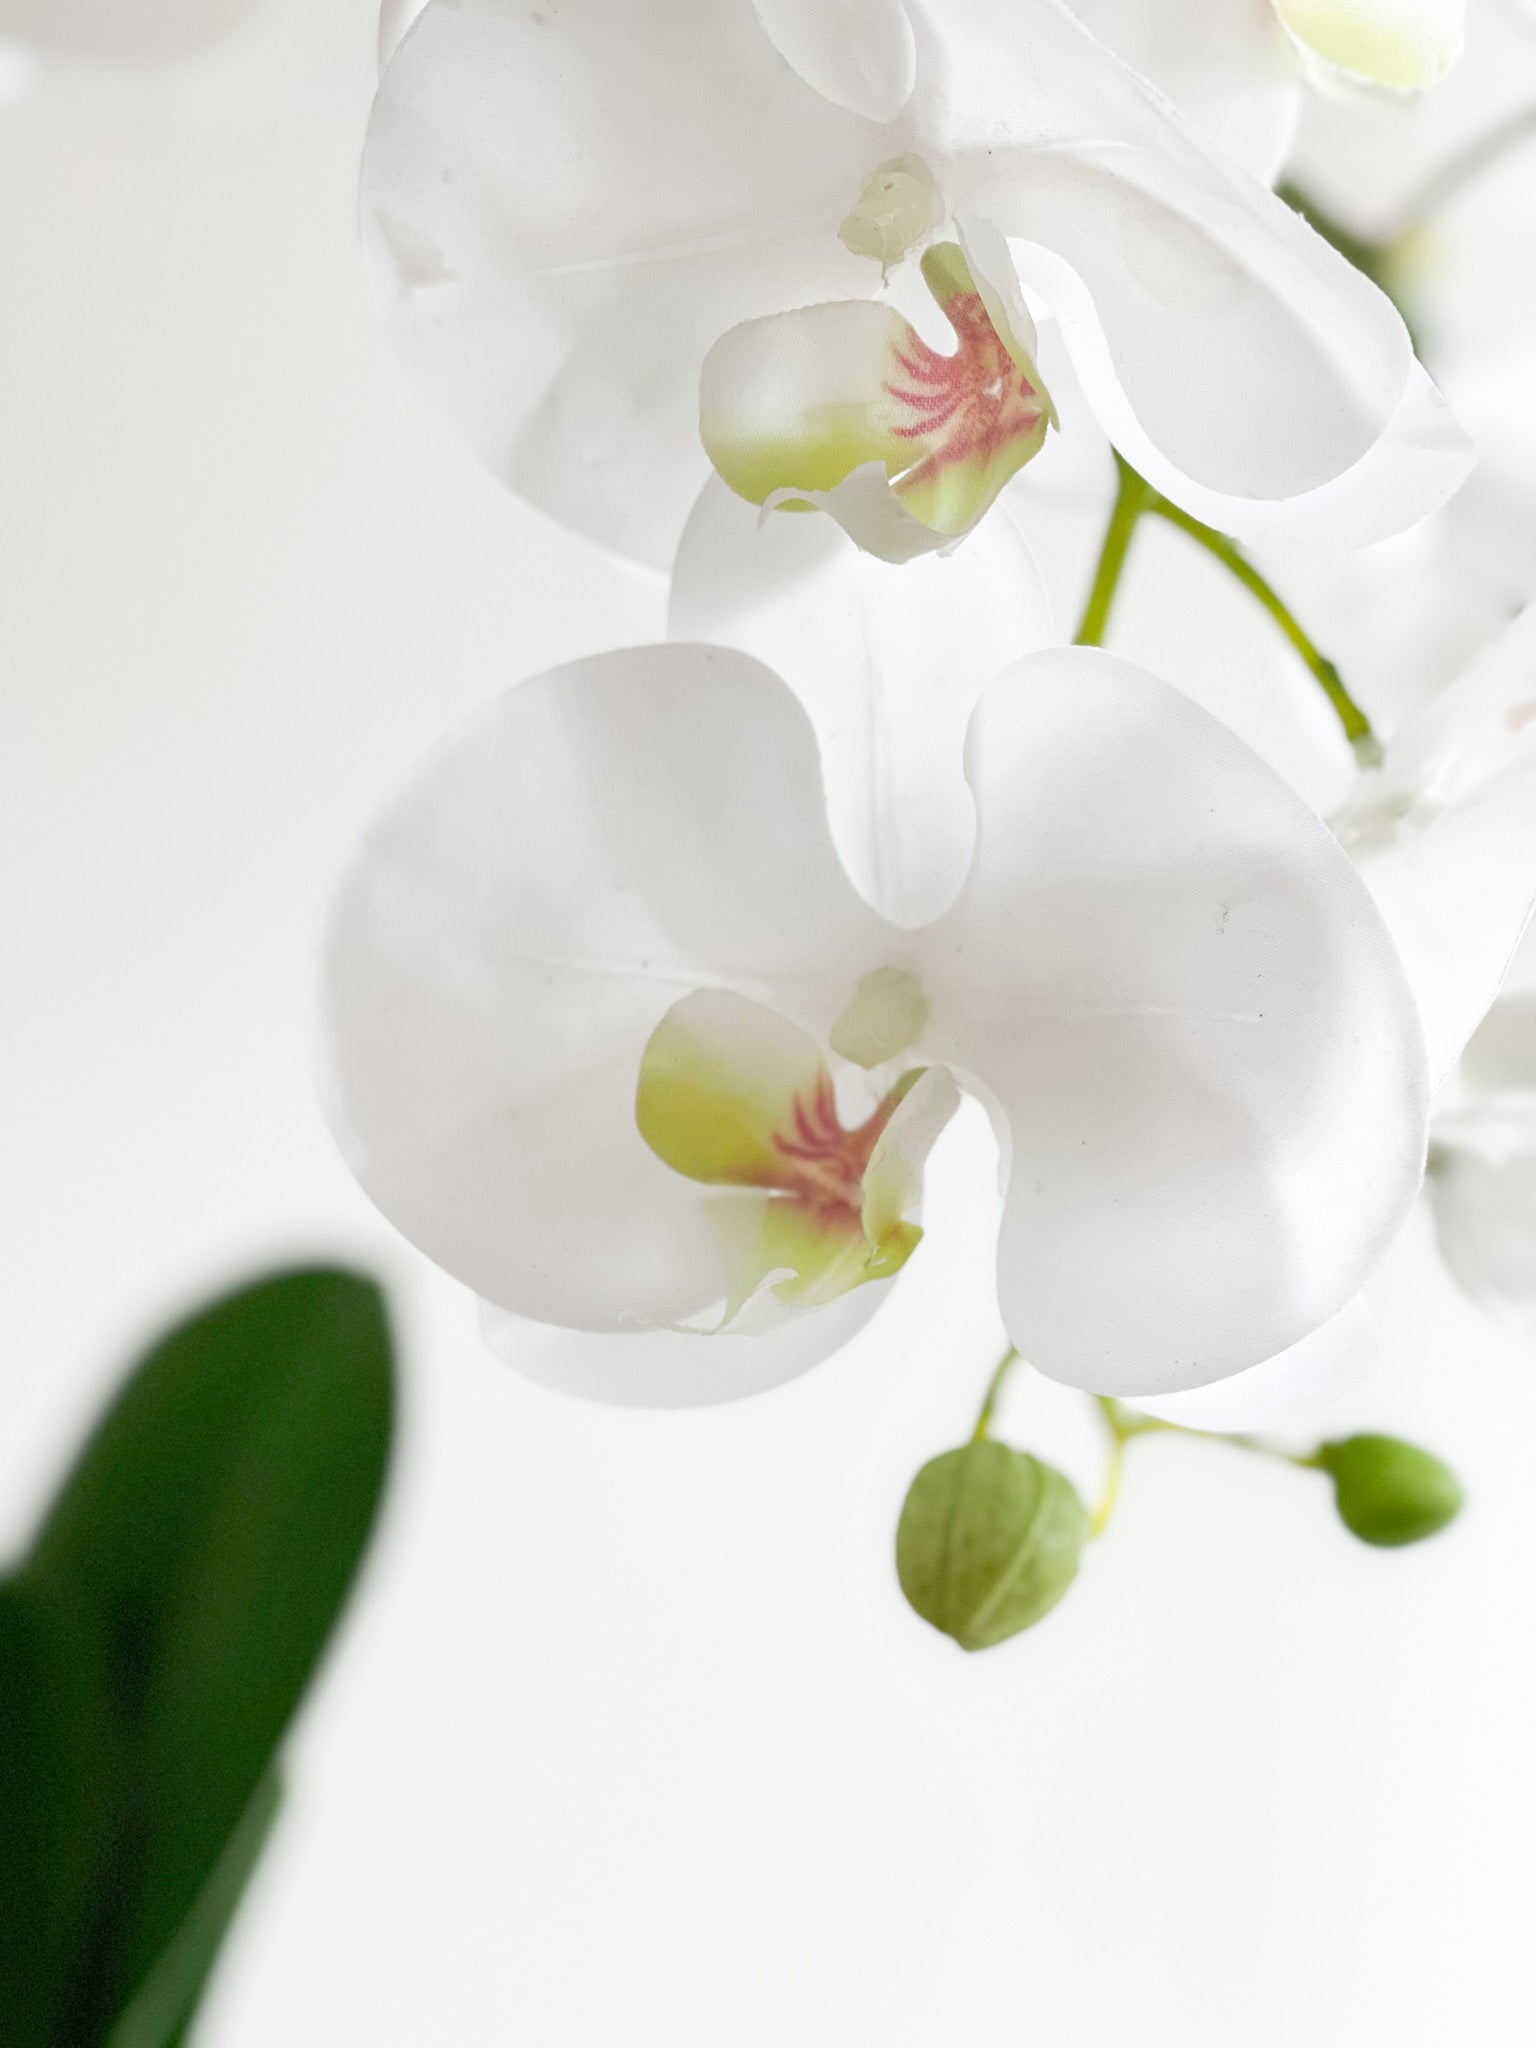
left=896, top=1441, right=1087, bottom=1652
left=1315, top=1434, right=1464, bottom=1548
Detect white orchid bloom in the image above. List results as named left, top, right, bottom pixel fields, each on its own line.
left=361, top=0, right=1469, bottom=572
left=0, top=0, right=260, bottom=58
left=668, top=487, right=1431, bottom=1432
left=322, top=532, right=1428, bottom=1409
left=1427, top=986, right=1536, bottom=1337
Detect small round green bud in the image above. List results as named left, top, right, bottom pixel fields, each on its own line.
left=1315, top=1434, right=1463, bottom=1548
left=896, top=1441, right=1088, bottom=1651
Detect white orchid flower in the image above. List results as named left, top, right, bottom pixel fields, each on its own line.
left=1427, top=986, right=1536, bottom=1337
left=668, top=488, right=1536, bottom=1430
left=322, top=511, right=1427, bottom=1410
left=361, top=0, right=1469, bottom=572
left=0, top=0, right=260, bottom=58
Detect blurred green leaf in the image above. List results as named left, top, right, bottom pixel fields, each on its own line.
left=1316, top=1434, right=1463, bottom=1548
left=10, top=1264, right=393, bottom=2044
left=896, top=1441, right=1087, bottom=1652
left=0, top=1580, right=114, bottom=2047
left=105, top=1771, right=281, bottom=2048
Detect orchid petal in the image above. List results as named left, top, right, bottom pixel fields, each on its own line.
left=1001, top=228, right=1470, bottom=547
left=1339, top=603, right=1536, bottom=1086
left=378, top=0, right=430, bottom=73
left=752, top=0, right=916, bottom=121
left=361, top=0, right=879, bottom=568
left=915, top=648, right=1428, bottom=1397
left=701, top=244, right=1051, bottom=559
left=1063, top=0, right=1301, bottom=185
left=479, top=1284, right=889, bottom=1409
left=1427, top=1116, right=1536, bottom=1339
left=321, top=645, right=889, bottom=1339
left=862, top=1066, right=963, bottom=1245
left=1274, top=0, right=1466, bottom=90
left=892, top=0, right=1459, bottom=536
left=635, top=990, right=952, bottom=1319
left=669, top=477, right=1055, bottom=927
left=636, top=990, right=830, bottom=1188
left=1126, top=1296, right=1378, bottom=1432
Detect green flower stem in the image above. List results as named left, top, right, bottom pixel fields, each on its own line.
left=971, top=1346, right=1020, bottom=1443
left=1147, top=496, right=1382, bottom=766
left=1072, top=457, right=1154, bottom=649
left=1090, top=1429, right=1124, bottom=1538
left=1073, top=453, right=1380, bottom=766
left=1090, top=1394, right=1321, bottom=1535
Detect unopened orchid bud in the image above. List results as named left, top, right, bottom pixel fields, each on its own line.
left=1316, top=1434, right=1463, bottom=1546
left=897, top=1442, right=1087, bottom=1651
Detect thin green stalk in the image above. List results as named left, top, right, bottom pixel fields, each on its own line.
left=1143, top=495, right=1382, bottom=766
left=1090, top=1430, right=1124, bottom=1538
left=1073, top=455, right=1153, bottom=648
left=1072, top=452, right=1378, bottom=763
left=1099, top=1396, right=1319, bottom=1472
left=971, top=1346, right=1020, bottom=1443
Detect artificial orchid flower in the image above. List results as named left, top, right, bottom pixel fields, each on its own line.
left=669, top=483, right=1536, bottom=1429
left=0, top=0, right=261, bottom=58
left=361, top=0, right=1469, bottom=572
left=322, top=599, right=1428, bottom=1409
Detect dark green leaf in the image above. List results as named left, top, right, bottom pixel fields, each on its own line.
left=25, top=1265, right=393, bottom=2039
left=0, top=1579, right=114, bottom=2046
left=105, top=1771, right=281, bottom=2048
left=896, top=1441, right=1087, bottom=1651
left=1316, top=1434, right=1463, bottom=1548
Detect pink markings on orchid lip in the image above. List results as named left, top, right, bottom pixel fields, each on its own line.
left=770, top=1070, right=902, bottom=1230
left=884, top=291, right=1043, bottom=491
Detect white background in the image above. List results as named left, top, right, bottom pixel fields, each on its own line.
left=2, top=3, right=1534, bottom=2042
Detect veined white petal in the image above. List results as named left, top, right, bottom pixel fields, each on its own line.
left=752, top=0, right=916, bottom=121
left=669, top=477, right=1055, bottom=928
left=0, top=0, right=258, bottom=52
left=1003, top=228, right=1469, bottom=546
left=321, top=645, right=890, bottom=1338
left=1066, top=0, right=1301, bottom=184
left=1126, top=1296, right=1378, bottom=1431
left=479, top=1283, right=890, bottom=1408
left=1275, top=0, right=1466, bottom=91
left=913, top=647, right=1428, bottom=1397
left=1341, top=602, right=1536, bottom=1085
left=361, top=0, right=880, bottom=569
